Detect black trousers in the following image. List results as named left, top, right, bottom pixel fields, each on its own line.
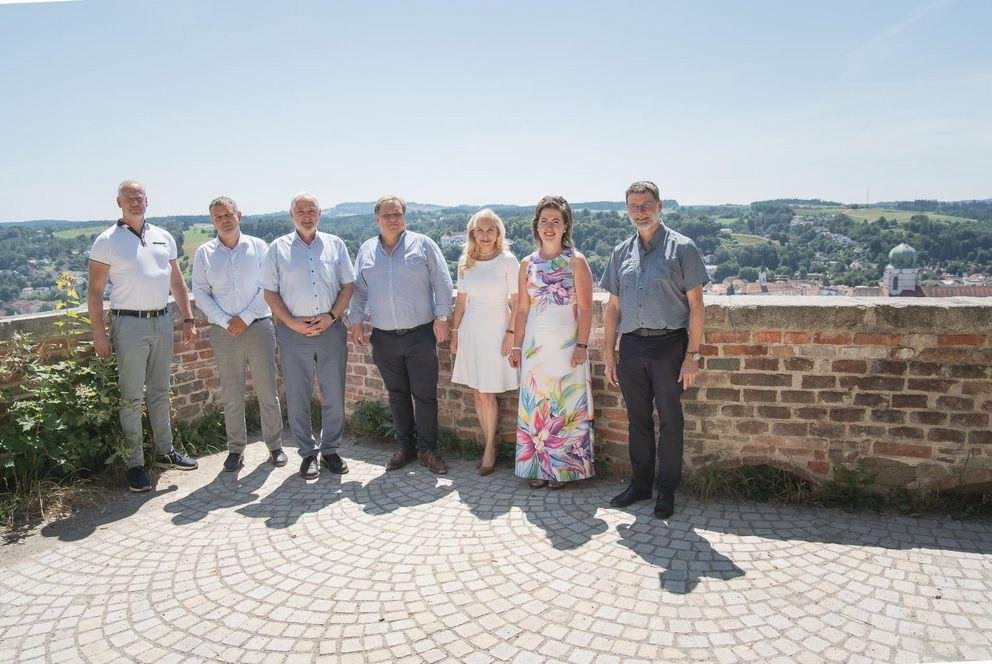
left=370, top=324, right=439, bottom=452
left=617, top=329, right=688, bottom=495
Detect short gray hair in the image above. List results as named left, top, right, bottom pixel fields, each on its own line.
left=374, top=195, right=406, bottom=215
left=625, top=180, right=660, bottom=202
left=290, top=191, right=320, bottom=211
left=117, top=180, right=145, bottom=196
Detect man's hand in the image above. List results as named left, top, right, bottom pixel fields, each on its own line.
left=302, top=313, right=333, bottom=336
left=433, top=318, right=449, bottom=344
left=226, top=316, right=248, bottom=337
left=180, top=319, right=197, bottom=347
left=286, top=317, right=314, bottom=335
left=678, top=356, right=700, bottom=390
left=93, top=333, right=112, bottom=358
left=605, top=351, right=620, bottom=387
left=349, top=322, right=366, bottom=345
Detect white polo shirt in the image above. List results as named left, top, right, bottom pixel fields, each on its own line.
left=88, top=221, right=178, bottom=310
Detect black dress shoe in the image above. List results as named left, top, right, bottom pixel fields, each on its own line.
left=300, top=456, right=319, bottom=479
left=223, top=452, right=244, bottom=472
left=269, top=449, right=288, bottom=467
left=320, top=453, right=349, bottom=474
left=654, top=494, right=675, bottom=519
left=610, top=485, right=652, bottom=508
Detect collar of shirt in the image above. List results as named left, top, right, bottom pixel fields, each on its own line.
left=117, top=218, right=147, bottom=245
left=213, top=232, right=250, bottom=253
left=638, top=223, right=668, bottom=255
left=377, top=230, right=407, bottom=255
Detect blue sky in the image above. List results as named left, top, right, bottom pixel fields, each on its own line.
left=1, top=0, right=989, bottom=221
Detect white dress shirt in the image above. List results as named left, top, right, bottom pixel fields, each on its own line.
left=259, top=230, right=354, bottom=318
left=192, top=233, right=271, bottom=328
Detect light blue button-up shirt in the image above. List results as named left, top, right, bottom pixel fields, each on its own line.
left=348, top=230, right=453, bottom=330
left=191, top=233, right=271, bottom=328
left=259, top=231, right=354, bottom=318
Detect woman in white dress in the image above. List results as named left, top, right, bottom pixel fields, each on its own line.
left=450, top=209, right=521, bottom=475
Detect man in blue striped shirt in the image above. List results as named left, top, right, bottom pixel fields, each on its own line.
left=348, top=195, right=454, bottom=474
left=192, top=196, right=286, bottom=473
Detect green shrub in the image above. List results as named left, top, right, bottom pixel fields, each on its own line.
left=349, top=399, right=396, bottom=440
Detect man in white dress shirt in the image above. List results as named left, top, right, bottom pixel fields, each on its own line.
left=261, top=192, right=355, bottom=480
left=192, top=196, right=286, bottom=472
left=87, top=180, right=198, bottom=493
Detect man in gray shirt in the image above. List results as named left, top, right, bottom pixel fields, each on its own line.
left=348, top=195, right=453, bottom=475
left=601, top=181, right=709, bottom=519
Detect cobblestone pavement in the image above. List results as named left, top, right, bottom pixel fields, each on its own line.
left=2, top=439, right=991, bottom=664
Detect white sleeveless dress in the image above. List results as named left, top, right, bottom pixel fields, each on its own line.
left=451, top=252, right=520, bottom=393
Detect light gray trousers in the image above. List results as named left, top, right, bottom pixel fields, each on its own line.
left=110, top=313, right=174, bottom=468
left=275, top=320, right=347, bottom=458
left=209, top=318, right=283, bottom=454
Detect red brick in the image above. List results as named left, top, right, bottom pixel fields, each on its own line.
left=794, top=407, right=828, bottom=420
left=783, top=358, right=814, bottom=372
left=743, top=389, right=779, bottom=402
left=720, top=404, right=753, bottom=417
left=780, top=390, right=816, bottom=404
left=814, top=332, right=851, bottom=344
left=909, top=411, right=947, bottom=425
left=874, top=441, right=932, bottom=459
left=730, top=373, right=793, bottom=387
left=888, top=426, right=925, bottom=440
left=809, top=422, right=845, bottom=437
left=757, top=406, right=792, bottom=419
left=705, top=330, right=751, bottom=343
left=854, top=333, right=902, bottom=345
left=855, top=376, right=909, bottom=392
left=871, top=360, right=908, bottom=376
left=870, top=409, right=905, bottom=424
left=927, top=428, right=966, bottom=443
left=754, top=331, right=783, bottom=343
left=853, top=393, right=886, bottom=407
left=830, top=408, right=865, bottom=422
left=817, top=391, right=848, bottom=404
left=935, top=396, right=974, bottom=411
left=951, top=413, right=989, bottom=428
left=969, top=431, right=992, bottom=445
left=744, top=357, right=780, bottom=371
left=892, top=394, right=929, bottom=408
left=802, top=375, right=836, bottom=389
left=849, top=424, right=885, bottom=438
left=704, top=358, right=741, bottom=371
left=807, top=461, right=830, bottom=475
left=948, top=365, right=987, bottom=379
left=684, top=402, right=719, bottom=417
left=831, top=360, right=867, bottom=373
left=736, top=420, right=769, bottom=435
left=784, top=331, right=810, bottom=344
left=937, top=334, right=984, bottom=346
left=722, top=344, right=769, bottom=356
left=908, top=361, right=942, bottom=376
left=699, top=344, right=719, bottom=356
left=772, top=422, right=808, bottom=436
left=907, top=378, right=955, bottom=393
left=962, top=381, right=992, bottom=395
left=705, top=388, right=741, bottom=402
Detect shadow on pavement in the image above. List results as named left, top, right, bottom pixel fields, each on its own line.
left=235, top=472, right=361, bottom=529
left=163, top=462, right=274, bottom=526
left=40, top=482, right=178, bottom=542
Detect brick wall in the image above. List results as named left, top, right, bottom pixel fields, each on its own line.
left=3, top=295, right=991, bottom=490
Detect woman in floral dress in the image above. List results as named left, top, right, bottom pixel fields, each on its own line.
left=507, top=195, right=595, bottom=488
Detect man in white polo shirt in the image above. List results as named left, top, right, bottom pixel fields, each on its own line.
left=87, top=180, right=199, bottom=493
left=192, top=196, right=286, bottom=472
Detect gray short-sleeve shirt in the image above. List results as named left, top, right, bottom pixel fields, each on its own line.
left=599, top=225, right=709, bottom=334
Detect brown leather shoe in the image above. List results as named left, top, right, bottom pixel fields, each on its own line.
left=418, top=450, right=449, bottom=475
left=385, top=447, right=417, bottom=471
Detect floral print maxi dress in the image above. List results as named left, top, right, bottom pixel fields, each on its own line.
left=515, top=249, right=595, bottom=483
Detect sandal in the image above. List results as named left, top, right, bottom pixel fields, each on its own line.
left=529, top=479, right=548, bottom=488
left=548, top=481, right=564, bottom=490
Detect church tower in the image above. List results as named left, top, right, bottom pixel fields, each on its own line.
left=882, top=240, right=919, bottom=296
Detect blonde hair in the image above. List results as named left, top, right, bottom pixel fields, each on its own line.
left=458, top=208, right=506, bottom=277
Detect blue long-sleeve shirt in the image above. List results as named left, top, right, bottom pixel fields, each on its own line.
left=348, top=230, right=453, bottom=330
left=192, top=233, right=271, bottom=328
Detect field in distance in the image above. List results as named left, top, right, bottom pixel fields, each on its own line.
left=796, top=207, right=974, bottom=223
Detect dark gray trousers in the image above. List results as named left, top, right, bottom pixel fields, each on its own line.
left=370, top=324, right=439, bottom=452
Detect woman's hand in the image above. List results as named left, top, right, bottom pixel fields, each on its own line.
left=500, top=331, right=513, bottom=356
left=570, top=346, right=588, bottom=368
left=449, top=330, right=458, bottom=355
left=508, top=347, right=521, bottom=368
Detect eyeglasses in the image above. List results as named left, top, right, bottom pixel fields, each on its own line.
left=627, top=202, right=658, bottom=214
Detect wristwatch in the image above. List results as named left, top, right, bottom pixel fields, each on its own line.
left=688, top=350, right=702, bottom=362
left=437, top=316, right=449, bottom=321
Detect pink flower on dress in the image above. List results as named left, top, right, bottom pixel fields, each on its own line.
left=517, top=401, right=568, bottom=467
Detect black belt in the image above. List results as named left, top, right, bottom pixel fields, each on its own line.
left=111, top=308, right=168, bottom=318
left=251, top=316, right=271, bottom=325
left=374, top=321, right=433, bottom=336
left=626, top=327, right=683, bottom=338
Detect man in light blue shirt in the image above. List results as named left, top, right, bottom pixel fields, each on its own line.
left=192, top=196, right=285, bottom=472
left=348, top=195, right=453, bottom=474
left=261, top=192, right=354, bottom=480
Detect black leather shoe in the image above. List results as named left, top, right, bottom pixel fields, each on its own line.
left=300, top=456, right=319, bottom=479
left=320, top=453, right=349, bottom=474
left=654, top=494, right=675, bottom=519
left=610, top=485, right=652, bottom=508
left=269, top=449, right=288, bottom=467
left=223, top=452, right=244, bottom=472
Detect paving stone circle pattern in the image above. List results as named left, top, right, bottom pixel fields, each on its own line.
left=2, top=439, right=991, bottom=664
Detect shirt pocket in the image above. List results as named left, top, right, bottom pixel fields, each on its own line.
left=618, top=259, right=640, bottom=292
left=319, top=252, right=341, bottom=289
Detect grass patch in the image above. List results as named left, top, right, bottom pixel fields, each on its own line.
left=52, top=223, right=106, bottom=239
left=684, top=458, right=992, bottom=519
left=800, top=207, right=972, bottom=223
left=182, top=227, right=215, bottom=256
